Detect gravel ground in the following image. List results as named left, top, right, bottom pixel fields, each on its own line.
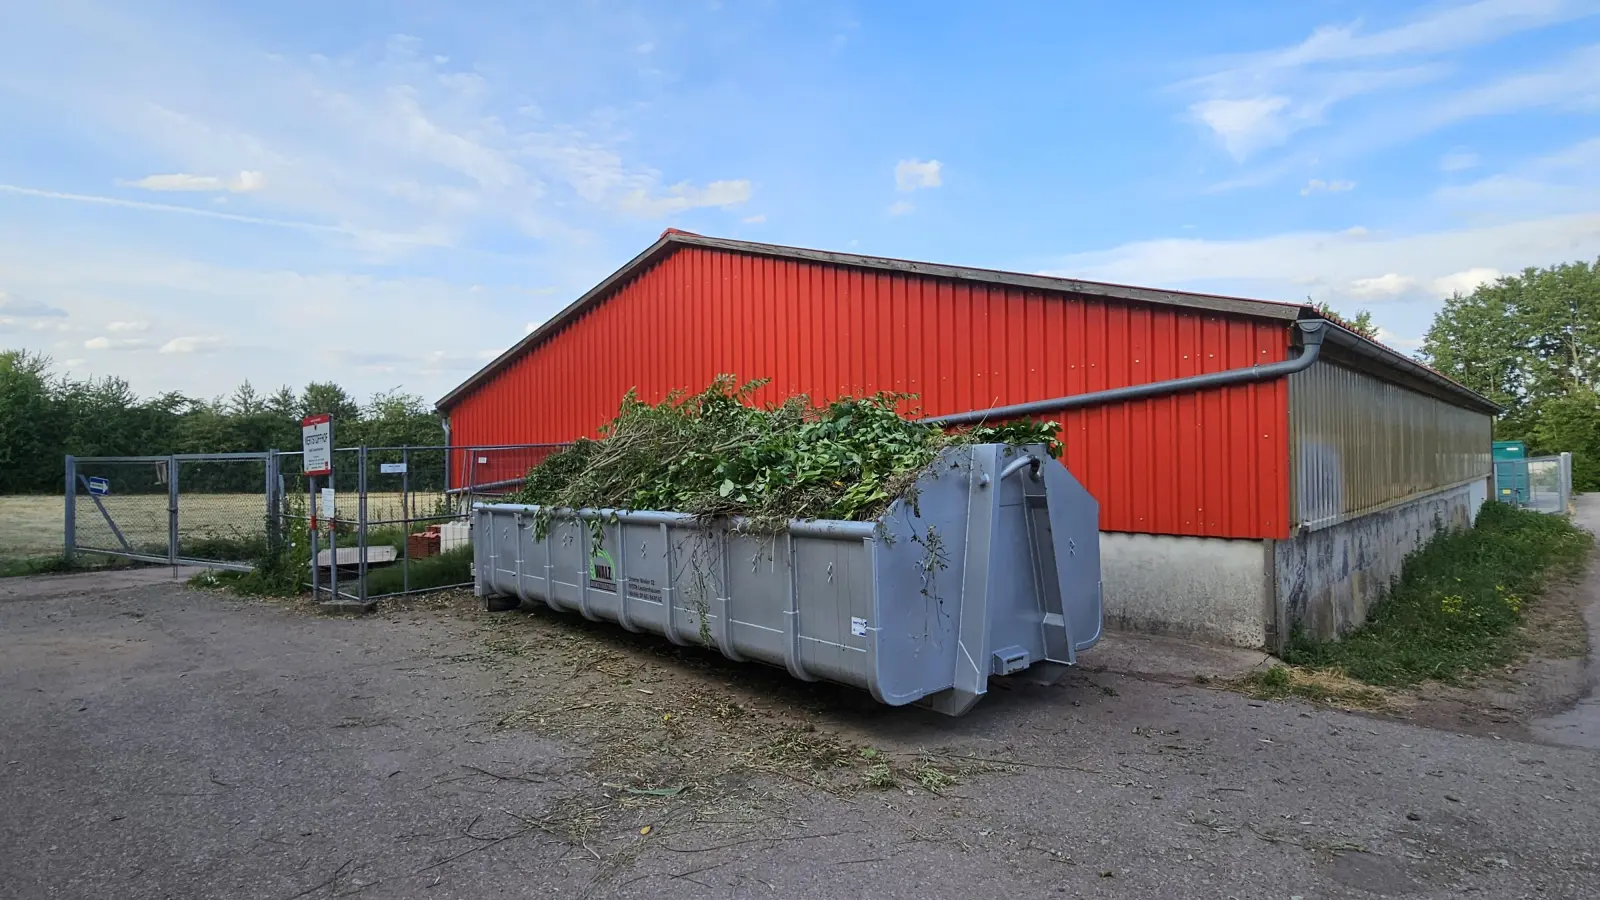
left=3, top=565, right=1598, bottom=899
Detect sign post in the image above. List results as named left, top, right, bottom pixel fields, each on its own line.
left=302, top=415, right=333, bottom=479
left=302, top=415, right=333, bottom=601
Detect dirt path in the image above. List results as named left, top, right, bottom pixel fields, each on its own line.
left=1532, top=493, right=1600, bottom=749
left=5, top=574, right=1600, bottom=898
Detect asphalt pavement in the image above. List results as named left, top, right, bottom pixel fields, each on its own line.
left=2, top=554, right=1598, bottom=899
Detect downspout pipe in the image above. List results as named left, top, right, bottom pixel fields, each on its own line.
left=923, top=319, right=1327, bottom=427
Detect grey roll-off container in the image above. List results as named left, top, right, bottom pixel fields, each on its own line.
left=473, top=443, right=1102, bottom=715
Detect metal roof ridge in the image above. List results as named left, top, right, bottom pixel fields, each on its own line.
left=435, top=231, right=1499, bottom=415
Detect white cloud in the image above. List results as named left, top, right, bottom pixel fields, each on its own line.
left=1179, top=2, right=1600, bottom=164
left=741, top=214, right=766, bottom=224
left=1344, top=226, right=1370, bottom=236
left=887, top=200, right=915, bottom=217
left=1349, top=273, right=1418, bottom=297
left=0, top=10, right=773, bottom=264
left=1440, top=149, right=1480, bottom=171
left=1434, top=136, right=1600, bottom=215
left=894, top=159, right=942, bottom=191
left=0, top=182, right=438, bottom=251
left=1374, top=327, right=1424, bottom=351
left=1192, top=97, right=1290, bottom=159
left=1431, top=268, right=1502, bottom=297
left=158, top=335, right=226, bottom=353
left=123, top=170, right=267, bottom=193
left=1300, top=178, right=1356, bottom=196
left=1044, top=212, right=1600, bottom=309
left=616, top=179, right=752, bottom=217
left=523, top=322, right=539, bottom=335
left=1424, top=43, right=1600, bottom=128
left=84, top=335, right=148, bottom=350
left=107, top=320, right=150, bottom=332
left=63, top=357, right=86, bottom=368
left=1255, top=1, right=1589, bottom=67
left=0, top=288, right=66, bottom=317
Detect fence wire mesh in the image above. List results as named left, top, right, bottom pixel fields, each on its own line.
left=175, top=457, right=271, bottom=564
left=68, top=454, right=273, bottom=568
left=296, top=443, right=567, bottom=605
left=70, top=458, right=172, bottom=559
left=67, top=443, right=566, bottom=600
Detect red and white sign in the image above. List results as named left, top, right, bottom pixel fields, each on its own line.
left=301, top=414, right=333, bottom=476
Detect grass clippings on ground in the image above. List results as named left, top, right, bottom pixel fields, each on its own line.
left=1238, top=665, right=1392, bottom=710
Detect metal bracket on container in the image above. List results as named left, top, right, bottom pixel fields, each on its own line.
left=782, top=532, right=816, bottom=682
left=660, top=523, right=687, bottom=646
left=513, top=512, right=532, bottom=607
left=991, top=646, right=1030, bottom=675
left=616, top=520, right=637, bottom=633
left=716, top=530, right=743, bottom=661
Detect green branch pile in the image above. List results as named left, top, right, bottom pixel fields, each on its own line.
left=510, top=376, right=1059, bottom=532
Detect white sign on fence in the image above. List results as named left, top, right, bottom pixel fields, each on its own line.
left=320, top=487, right=336, bottom=521
left=379, top=462, right=407, bottom=474
left=302, top=414, right=333, bottom=476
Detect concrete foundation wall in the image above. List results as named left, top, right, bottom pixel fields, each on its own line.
left=1273, top=478, right=1488, bottom=643
left=1101, top=533, right=1272, bottom=648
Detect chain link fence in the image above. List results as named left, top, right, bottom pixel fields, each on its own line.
left=283, top=444, right=566, bottom=606
left=1522, top=453, right=1574, bottom=516
left=67, top=443, right=565, bottom=600
left=66, top=453, right=275, bottom=569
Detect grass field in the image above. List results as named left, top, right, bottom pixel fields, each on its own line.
left=0, top=491, right=456, bottom=562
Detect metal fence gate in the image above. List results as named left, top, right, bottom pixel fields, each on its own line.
left=1493, top=451, right=1575, bottom=516
left=291, top=444, right=565, bottom=607
left=65, top=444, right=565, bottom=603
left=65, top=452, right=278, bottom=571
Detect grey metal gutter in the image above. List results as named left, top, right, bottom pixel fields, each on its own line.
left=924, top=321, right=1329, bottom=427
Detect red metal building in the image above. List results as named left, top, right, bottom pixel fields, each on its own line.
left=438, top=231, right=1494, bottom=545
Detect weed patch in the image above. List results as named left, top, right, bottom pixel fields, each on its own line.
left=1282, top=502, right=1593, bottom=686
left=0, top=554, right=140, bottom=578
left=363, top=545, right=473, bottom=596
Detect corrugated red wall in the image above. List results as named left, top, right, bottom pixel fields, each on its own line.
left=449, top=246, right=1293, bottom=539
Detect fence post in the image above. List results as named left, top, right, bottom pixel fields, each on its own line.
left=265, top=450, right=281, bottom=551
left=1560, top=451, right=1574, bottom=514
left=402, top=446, right=411, bottom=596
left=309, top=474, right=320, bottom=601
left=167, top=455, right=180, bottom=571
left=357, top=446, right=369, bottom=605
left=64, top=455, right=77, bottom=564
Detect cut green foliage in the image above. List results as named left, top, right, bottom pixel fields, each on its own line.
left=1282, top=502, right=1593, bottom=686
left=511, top=375, right=1059, bottom=535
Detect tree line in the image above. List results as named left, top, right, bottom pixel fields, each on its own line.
left=0, top=350, right=444, bottom=494
left=1423, top=258, right=1599, bottom=491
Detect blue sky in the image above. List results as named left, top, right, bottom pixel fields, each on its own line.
left=2, top=0, right=1598, bottom=403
